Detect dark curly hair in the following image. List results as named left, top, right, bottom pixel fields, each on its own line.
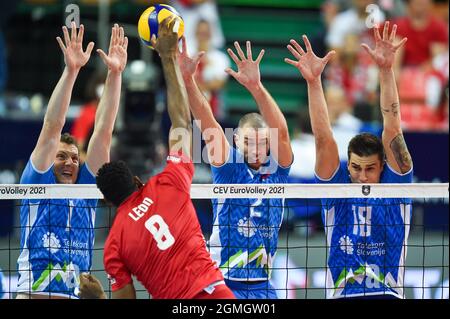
left=348, top=133, right=385, bottom=162
left=96, top=161, right=137, bottom=207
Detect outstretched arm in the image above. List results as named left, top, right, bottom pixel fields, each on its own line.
left=153, top=18, right=192, bottom=158
left=178, top=37, right=229, bottom=165
left=85, top=24, right=128, bottom=175
left=362, top=22, right=412, bottom=174
left=285, top=35, right=338, bottom=179
left=31, top=22, right=94, bottom=171
left=226, top=41, right=293, bottom=167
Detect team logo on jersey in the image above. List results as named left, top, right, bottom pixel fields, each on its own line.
left=339, top=235, right=354, bottom=255
left=237, top=217, right=256, bottom=238
left=42, top=232, right=61, bottom=254
left=362, top=185, right=371, bottom=196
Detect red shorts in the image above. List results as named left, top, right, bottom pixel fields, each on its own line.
left=193, top=283, right=236, bottom=299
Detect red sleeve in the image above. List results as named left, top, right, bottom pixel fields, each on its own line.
left=157, top=152, right=194, bottom=194
left=104, top=233, right=132, bottom=292
left=393, top=18, right=407, bottom=37
left=431, top=18, right=448, bottom=43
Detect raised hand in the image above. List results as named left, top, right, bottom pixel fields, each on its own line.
left=178, top=37, right=205, bottom=79
left=285, top=35, right=335, bottom=83
left=56, top=22, right=94, bottom=72
left=151, top=17, right=181, bottom=57
left=97, top=24, right=128, bottom=74
left=361, top=21, right=407, bottom=70
left=226, top=41, right=265, bottom=90
left=79, top=273, right=106, bottom=299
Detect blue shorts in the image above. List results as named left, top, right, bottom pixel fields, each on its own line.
left=224, top=279, right=278, bottom=299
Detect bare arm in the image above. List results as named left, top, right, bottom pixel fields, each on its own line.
left=112, top=283, right=136, bottom=299
left=285, top=35, right=339, bottom=179
left=178, top=37, right=229, bottom=165
left=362, top=22, right=412, bottom=173
left=153, top=19, right=192, bottom=158
left=226, top=41, right=293, bottom=167
left=31, top=23, right=94, bottom=171
left=85, top=24, right=128, bottom=175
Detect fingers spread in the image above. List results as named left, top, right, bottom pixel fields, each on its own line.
left=246, top=41, right=252, bottom=60
left=227, top=48, right=241, bottom=65
left=234, top=41, right=246, bottom=61
left=255, top=49, right=265, bottom=64
left=62, top=26, right=70, bottom=47
left=56, top=37, right=66, bottom=52
left=287, top=44, right=302, bottom=60
left=77, top=24, right=84, bottom=43
left=290, top=39, right=306, bottom=56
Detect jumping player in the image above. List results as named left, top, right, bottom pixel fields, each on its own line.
left=286, top=22, right=413, bottom=299
left=79, top=18, right=235, bottom=299
left=16, top=22, right=128, bottom=299
left=178, top=38, right=293, bottom=298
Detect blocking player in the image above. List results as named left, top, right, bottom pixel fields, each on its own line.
left=178, top=38, right=293, bottom=298
left=285, top=22, right=413, bottom=299
left=79, top=18, right=235, bottom=299
left=16, top=22, right=128, bottom=299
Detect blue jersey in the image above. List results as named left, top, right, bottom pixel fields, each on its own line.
left=209, top=147, right=290, bottom=281
left=315, top=163, right=413, bottom=299
left=17, top=159, right=97, bottom=298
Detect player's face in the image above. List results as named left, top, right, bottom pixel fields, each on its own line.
left=236, top=127, right=270, bottom=170
left=347, top=153, right=383, bottom=184
left=53, top=142, right=80, bottom=184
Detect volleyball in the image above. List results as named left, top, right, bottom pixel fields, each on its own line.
left=137, top=4, right=184, bottom=49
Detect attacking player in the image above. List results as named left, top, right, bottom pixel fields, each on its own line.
left=16, top=22, right=128, bottom=299
left=78, top=18, right=235, bottom=299
left=286, top=22, right=413, bottom=299
left=178, top=38, right=293, bottom=298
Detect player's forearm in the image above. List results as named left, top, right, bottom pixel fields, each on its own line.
left=162, top=56, right=191, bottom=129
left=183, top=75, right=215, bottom=128
left=247, top=82, right=289, bottom=138
left=43, top=67, right=79, bottom=133
left=307, top=79, right=334, bottom=143
left=379, top=68, right=402, bottom=133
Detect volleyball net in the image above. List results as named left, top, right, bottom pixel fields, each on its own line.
left=0, top=183, right=448, bottom=299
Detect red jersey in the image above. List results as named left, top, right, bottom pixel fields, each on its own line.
left=103, top=153, right=223, bottom=299
left=394, top=16, right=448, bottom=66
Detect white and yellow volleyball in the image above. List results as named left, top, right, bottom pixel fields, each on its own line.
left=138, top=4, right=184, bottom=49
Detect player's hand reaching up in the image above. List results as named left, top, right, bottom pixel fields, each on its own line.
left=285, top=35, right=335, bottom=83
left=226, top=41, right=265, bottom=90
left=151, top=17, right=181, bottom=57
left=56, top=22, right=94, bottom=72
left=79, top=273, right=107, bottom=299
left=178, top=37, right=205, bottom=80
left=361, top=21, right=407, bottom=70
left=97, top=24, right=128, bottom=74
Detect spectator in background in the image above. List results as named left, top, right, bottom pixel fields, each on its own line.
left=0, top=1, right=19, bottom=117
left=70, top=71, right=106, bottom=160
left=324, top=32, right=380, bottom=120
left=171, top=0, right=225, bottom=55
left=325, top=0, right=386, bottom=123
left=326, top=0, right=385, bottom=52
left=192, top=19, right=229, bottom=121
left=394, top=0, right=448, bottom=125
